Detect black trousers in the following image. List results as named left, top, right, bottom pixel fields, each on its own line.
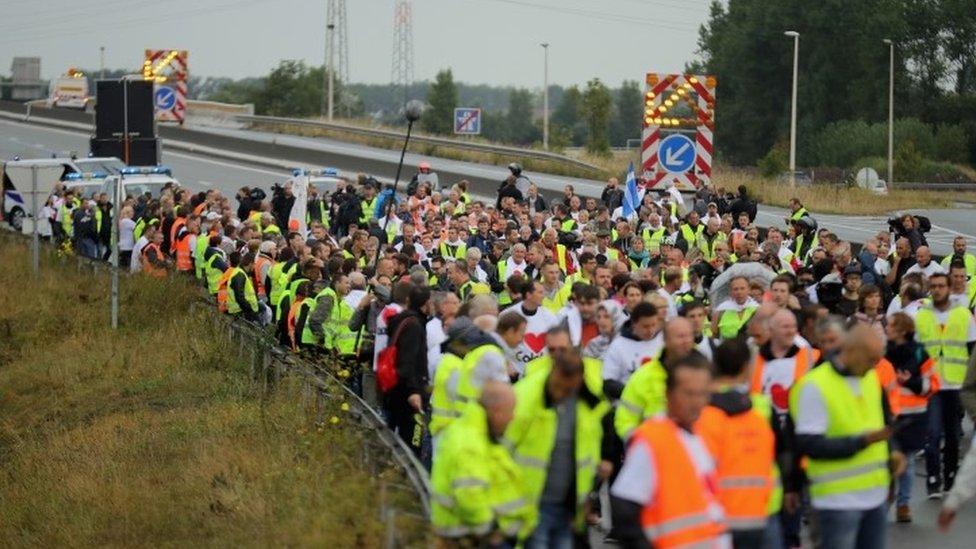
left=383, top=385, right=426, bottom=458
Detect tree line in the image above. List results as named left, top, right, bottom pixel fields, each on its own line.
left=693, top=0, right=976, bottom=175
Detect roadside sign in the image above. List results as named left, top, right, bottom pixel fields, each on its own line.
left=154, top=85, right=176, bottom=111
left=658, top=133, right=696, bottom=173
left=454, top=107, right=482, bottom=135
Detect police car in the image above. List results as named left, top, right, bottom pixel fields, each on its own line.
left=1, top=156, right=123, bottom=231
left=99, top=166, right=180, bottom=200
left=288, top=167, right=346, bottom=196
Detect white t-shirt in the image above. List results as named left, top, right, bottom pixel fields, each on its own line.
left=794, top=377, right=888, bottom=510
left=511, top=304, right=559, bottom=365
left=754, top=347, right=814, bottom=414
left=657, top=288, right=678, bottom=320
left=130, top=236, right=148, bottom=272
left=602, top=332, right=663, bottom=384
left=426, top=316, right=447, bottom=379
left=905, top=261, right=945, bottom=278
left=373, top=303, right=404, bottom=370
left=119, top=218, right=136, bottom=251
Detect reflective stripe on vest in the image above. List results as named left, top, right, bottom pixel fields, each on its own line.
left=790, top=364, right=889, bottom=500
left=915, top=306, right=971, bottom=387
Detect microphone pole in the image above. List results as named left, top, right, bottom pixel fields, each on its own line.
left=374, top=99, right=425, bottom=268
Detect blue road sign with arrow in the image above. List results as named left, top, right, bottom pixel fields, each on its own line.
left=658, top=134, right=696, bottom=173
left=154, top=86, right=176, bottom=111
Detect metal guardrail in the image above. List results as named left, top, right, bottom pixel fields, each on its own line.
left=234, top=113, right=605, bottom=175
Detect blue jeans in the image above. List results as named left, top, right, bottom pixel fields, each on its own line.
left=896, top=458, right=914, bottom=506
left=763, top=514, right=784, bottom=549
left=814, top=504, right=886, bottom=549
left=525, top=502, right=573, bottom=549
left=925, top=390, right=962, bottom=491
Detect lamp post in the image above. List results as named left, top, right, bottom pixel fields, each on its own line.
left=884, top=38, right=894, bottom=187
left=327, top=22, right=336, bottom=121
left=784, top=31, right=800, bottom=187
left=99, top=46, right=105, bottom=80
left=541, top=42, right=550, bottom=150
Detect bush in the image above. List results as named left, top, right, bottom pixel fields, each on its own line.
left=814, top=120, right=884, bottom=167
left=758, top=140, right=788, bottom=177
left=895, top=141, right=925, bottom=182
left=934, top=124, right=970, bottom=163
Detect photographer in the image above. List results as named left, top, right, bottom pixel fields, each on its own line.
left=888, top=213, right=930, bottom=252
left=270, top=182, right=295, bottom=229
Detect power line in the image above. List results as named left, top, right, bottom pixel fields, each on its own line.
left=474, top=0, right=702, bottom=33
left=0, top=0, right=272, bottom=44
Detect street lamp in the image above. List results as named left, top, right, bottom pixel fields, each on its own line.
left=784, top=31, right=800, bottom=187
left=541, top=43, right=550, bottom=150
left=327, top=22, right=336, bottom=121
left=99, top=46, right=105, bottom=80
left=884, top=39, right=894, bottom=187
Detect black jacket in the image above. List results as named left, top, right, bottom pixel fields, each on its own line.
left=496, top=182, right=524, bottom=209
left=387, top=308, right=429, bottom=395
left=602, top=186, right=624, bottom=211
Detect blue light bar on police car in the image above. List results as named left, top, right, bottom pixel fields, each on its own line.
left=121, top=166, right=172, bottom=176
left=290, top=167, right=340, bottom=177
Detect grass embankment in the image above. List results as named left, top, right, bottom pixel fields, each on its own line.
left=0, top=237, right=403, bottom=547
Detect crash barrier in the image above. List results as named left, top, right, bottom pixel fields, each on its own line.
left=3, top=228, right=431, bottom=548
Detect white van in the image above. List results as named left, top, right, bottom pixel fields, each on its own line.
left=1, top=156, right=124, bottom=230
left=98, top=166, right=180, bottom=201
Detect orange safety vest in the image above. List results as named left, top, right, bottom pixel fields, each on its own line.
left=253, top=255, right=274, bottom=298
left=632, top=417, right=726, bottom=548
left=887, top=356, right=941, bottom=415
left=749, top=346, right=819, bottom=395
left=169, top=216, right=186, bottom=254
left=174, top=231, right=193, bottom=272
left=874, top=358, right=902, bottom=416
left=141, top=243, right=167, bottom=278
left=193, top=202, right=207, bottom=216
left=286, top=297, right=305, bottom=351
left=215, top=267, right=235, bottom=313
left=696, top=400, right=775, bottom=531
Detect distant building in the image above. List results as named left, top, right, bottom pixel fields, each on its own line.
left=8, top=57, right=46, bottom=101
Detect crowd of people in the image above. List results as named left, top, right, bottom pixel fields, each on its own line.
left=39, top=161, right=976, bottom=548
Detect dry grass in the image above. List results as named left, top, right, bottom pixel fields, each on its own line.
left=250, top=120, right=609, bottom=180
left=0, top=236, right=402, bottom=547
left=712, top=170, right=965, bottom=215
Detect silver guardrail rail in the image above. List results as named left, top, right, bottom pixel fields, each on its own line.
left=233, top=113, right=605, bottom=174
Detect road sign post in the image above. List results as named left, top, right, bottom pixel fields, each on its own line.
left=453, top=108, right=482, bottom=135
left=30, top=165, right=38, bottom=274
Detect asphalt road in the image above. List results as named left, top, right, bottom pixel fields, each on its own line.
left=4, top=117, right=976, bottom=545
left=2, top=117, right=975, bottom=257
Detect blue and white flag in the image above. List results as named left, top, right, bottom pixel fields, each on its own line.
left=622, top=162, right=640, bottom=219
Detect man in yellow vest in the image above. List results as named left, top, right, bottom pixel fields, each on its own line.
left=790, top=325, right=905, bottom=549
left=941, top=236, right=976, bottom=278
left=504, top=346, right=608, bottom=546
left=431, top=381, right=535, bottom=545
left=916, top=272, right=976, bottom=498
left=610, top=352, right=728, bottom=548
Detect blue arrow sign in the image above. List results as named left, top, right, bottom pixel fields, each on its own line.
left=154, top=86, right=176, bottom=111
left=658, top=134, right=696, bottom=173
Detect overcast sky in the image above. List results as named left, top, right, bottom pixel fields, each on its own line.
left=0, top=0, right=713, bottom=88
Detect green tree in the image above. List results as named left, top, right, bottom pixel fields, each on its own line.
left=506, top=89, right=540, bottom=145
left=581, top=78, right=613, bottom=156
left=422, top=69, right=459, bottom=134
left=611, top=80, right=643, bottom=147
left=255, top=60, right=324, bottom=117
left=552, top=85, right=586, bottom=146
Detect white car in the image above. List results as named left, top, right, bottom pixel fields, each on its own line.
left=99, top=166, right=180, bottom=200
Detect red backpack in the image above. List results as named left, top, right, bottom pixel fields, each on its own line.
left=376, top=317, right=415, bottom=393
